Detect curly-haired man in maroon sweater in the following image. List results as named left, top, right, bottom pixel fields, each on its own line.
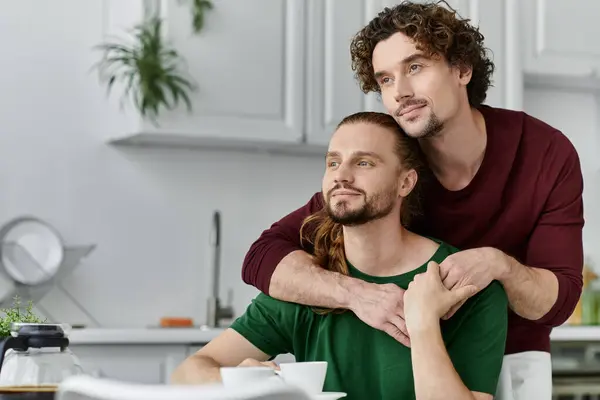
left=241, top=2, right=584, bottom=398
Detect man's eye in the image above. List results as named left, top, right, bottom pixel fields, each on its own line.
left=409, top=64, right=422, bottom=74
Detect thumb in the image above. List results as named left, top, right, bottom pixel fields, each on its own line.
left=426, top=261, right=440, bottom=276
left=452, top=284, right=478, bottom=303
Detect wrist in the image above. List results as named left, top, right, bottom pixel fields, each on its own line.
left=336, top=274, right=365, bottom=310
left=495, top=249, right=516, bottom=282
left=407, top=317, right=440, bottom=338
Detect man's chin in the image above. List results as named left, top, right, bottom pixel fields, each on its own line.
left=330, top=211, right=368, bottom=226
left=397, top=121, right=426, bottom=137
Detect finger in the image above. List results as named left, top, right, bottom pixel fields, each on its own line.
left=453, top=285, right=478, bottom=303
left=426, top=261, right=440, bottom=276
left=239, top=358, right=260, bottom=367
left=396, top=304, right=405, bottom=319
left=442, top=272, right=459, bottom=291
left=383, top=322, right=411, bottom=348
left=262, top=361, right=280, bottom=371
left=390, top=314, right=409, bottom=338
left=438, top=260, right=451, bottom=281
left=443, top=300, right=465, bottom=320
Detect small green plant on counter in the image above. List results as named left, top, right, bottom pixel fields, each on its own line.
left=93, top=17, right=196, bottom=125
left=0, top=296, right=46, bottom=339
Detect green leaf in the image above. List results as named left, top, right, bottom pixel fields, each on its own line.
left=92, top=17, right=197, bottom=120
left=0, top=296, right=46, bottom=338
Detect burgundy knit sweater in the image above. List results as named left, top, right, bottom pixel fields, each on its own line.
left=242, top=105, right=585, bottom=354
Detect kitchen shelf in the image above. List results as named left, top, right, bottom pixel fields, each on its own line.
left=109, top=132, right=328, bottom=158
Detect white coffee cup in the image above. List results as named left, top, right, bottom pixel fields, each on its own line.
left=220, top=366, right=276, bottom=388
left=277, top=361, right=328, bottom=394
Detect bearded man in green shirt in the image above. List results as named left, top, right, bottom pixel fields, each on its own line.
left=172, top=111, right=508, bottom=399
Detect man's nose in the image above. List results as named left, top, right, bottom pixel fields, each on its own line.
left=334, top=165, right=353, bottom=184
left=393, top=77, right=413, bottom=103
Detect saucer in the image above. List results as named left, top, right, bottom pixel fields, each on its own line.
left=312, top=392, right=347, bottom=400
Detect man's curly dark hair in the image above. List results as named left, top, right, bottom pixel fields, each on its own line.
left=350, top=1, right=494, bottom=108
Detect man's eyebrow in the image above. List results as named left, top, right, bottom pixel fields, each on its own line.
left=401, top=52, right=430, bottom=65
left=326, top=151, right=384, bottom=162
left=353, top=151, right=384, bottom=162
left=374, top=52, right=430, bottom=79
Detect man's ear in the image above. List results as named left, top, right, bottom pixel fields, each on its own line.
left=456, top=63, right=473, bottom=86
left=398, top=169, right=418, bottom=198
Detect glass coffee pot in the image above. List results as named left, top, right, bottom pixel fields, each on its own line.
left=0, top=323, right=84, bottom=393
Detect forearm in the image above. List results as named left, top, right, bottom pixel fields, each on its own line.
left=411, top=324, right=474, bottom=400
left=170, top=355, right=222, bottom=385
left=498, top=255, right=559, bottom=320
left=269, top=250, right=362, bottom=309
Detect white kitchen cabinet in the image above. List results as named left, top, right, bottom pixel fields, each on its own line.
left=70, top=344, right=189, bottom=384
left=520, top=0, right=600, bottom=87
left=305, top=0, right=386, bottom=146
left=102, top=0, right=307, bottom=148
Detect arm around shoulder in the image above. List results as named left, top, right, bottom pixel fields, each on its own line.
left=241, top=191, right=323, bottom=293
left=241, top=192, right=366, bottom=310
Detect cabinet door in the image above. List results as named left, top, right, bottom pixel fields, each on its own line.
left=105, top=0, right=306, bottom=144
left=305, top=0, right=381, bottom=146
left=71, top=344, right=188, bottom=384
left=521, top=0, right=600, bottom=81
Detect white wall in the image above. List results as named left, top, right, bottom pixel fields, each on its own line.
left=523, top=87, right=600, bottom=269
left=0, top=0, right=323, bottom=327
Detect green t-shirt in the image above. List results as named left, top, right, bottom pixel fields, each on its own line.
left=230, top=240, right=508, bottom=399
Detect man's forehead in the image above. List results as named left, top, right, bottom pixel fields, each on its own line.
left=373, top=32, right=419, bottom=56
left=328, top=127, right=395, bottom=159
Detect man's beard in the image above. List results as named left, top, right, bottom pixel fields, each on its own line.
left=325, top=184, right=397, bottom=226
left=407, top=112, right=444, bottom=139
left=395, top=101, right=444, bottom=139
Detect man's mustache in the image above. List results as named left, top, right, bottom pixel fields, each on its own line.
left=394, top=99, right=428, bottom=117
left=327, top=184, right=365, bottom=198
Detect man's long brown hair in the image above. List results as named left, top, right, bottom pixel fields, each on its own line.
left=299, top=112, right=425, bottom=313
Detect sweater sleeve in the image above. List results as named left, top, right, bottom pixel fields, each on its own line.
left=527, top=132, right=585, bottom=327
left=241, top=192, right=325, bottom=295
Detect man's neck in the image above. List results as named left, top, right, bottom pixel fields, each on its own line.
left=419, top=105, right=487, bottom=191
left=342, top=213, right=433, bottom=277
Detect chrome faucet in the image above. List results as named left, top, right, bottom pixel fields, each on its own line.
left=205, top=210, right=234, bottom=328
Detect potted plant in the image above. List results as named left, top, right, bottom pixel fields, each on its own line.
left=0, top=296, right=46, bottom=339
left=93, top=16, right=197, bottom=125
left=181, top=0, right=214, bottom=34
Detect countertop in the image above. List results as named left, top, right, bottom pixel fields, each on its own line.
left=63, top=325, right=600, bottom=345
left=550, top=325, right=600, bottom=342
left=67, top=327, right=226, bottom=345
